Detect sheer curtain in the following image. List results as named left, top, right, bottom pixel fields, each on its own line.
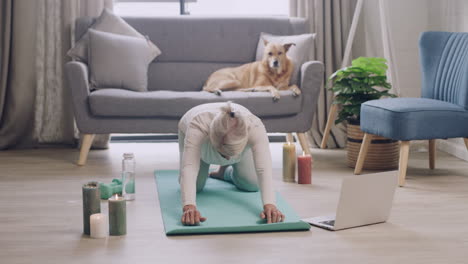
left=290, top=0, right=356, bottom=148
left=35, top=0, right=113, bottom=149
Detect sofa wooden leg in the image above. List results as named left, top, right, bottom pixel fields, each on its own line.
left=320, top=104, right=338, bottom=149
left=296, top=133, right=311, bottom=155
left=354, top=133, right=373, bottom=175
left=398, top=141, right=411, bottom=187
left=78, top=134, right=95, bottom=166
left=429, top=139, right=436, bottom=170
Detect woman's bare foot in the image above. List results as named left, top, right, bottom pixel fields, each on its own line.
left=209, top=165, right=228, bottom=180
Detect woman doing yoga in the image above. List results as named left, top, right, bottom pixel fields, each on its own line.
left=178, top=101, right=284, bottom=226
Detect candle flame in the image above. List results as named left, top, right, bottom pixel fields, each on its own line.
left=112, top=193, right=119, bottom=200
left=302, top=151, right=305, bottom=156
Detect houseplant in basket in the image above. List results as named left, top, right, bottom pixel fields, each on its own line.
left=329, top=57, right=398, bottom=169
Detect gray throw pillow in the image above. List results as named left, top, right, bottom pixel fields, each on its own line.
left=88, top=29, right=153, bottom=92
left=68, top=8, right=161, bottom=63
left=256, top=32, right=316, bottom=85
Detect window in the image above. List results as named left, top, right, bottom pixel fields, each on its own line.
left=115, top=0, right=289, bottom=17
left=189, top=0, right=289, bottom=16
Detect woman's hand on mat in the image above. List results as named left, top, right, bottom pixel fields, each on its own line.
left=261, top=204, right=285, bottom=224
left=182, top=204, right=207, bottom=225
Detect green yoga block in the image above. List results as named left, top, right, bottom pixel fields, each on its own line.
left=155, top=170, right=310, bottom=235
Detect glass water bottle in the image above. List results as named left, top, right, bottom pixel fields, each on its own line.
left=122, top=153, right=136, bottom=200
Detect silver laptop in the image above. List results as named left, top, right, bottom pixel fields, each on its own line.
left=302, top=171, right=397, bottom=231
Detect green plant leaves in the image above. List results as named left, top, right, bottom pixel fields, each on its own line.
left=351, top=57, right=388, bottom=76
left=328, top=57, right=395, bottom=124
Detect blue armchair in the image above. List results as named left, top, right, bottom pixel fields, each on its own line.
left=354, top=31, right=468, bottom=186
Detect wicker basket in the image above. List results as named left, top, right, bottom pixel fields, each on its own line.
left=347, top=122, right=399, bottom=170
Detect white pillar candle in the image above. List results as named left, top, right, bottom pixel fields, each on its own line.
left=90, top=213, right=108, bottom=238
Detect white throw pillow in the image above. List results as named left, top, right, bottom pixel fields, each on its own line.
left=88, top=29, right=153, bottom=92
left=256, top=32, right=316, bottom=85
left=68, top=8, right=161, bottom=63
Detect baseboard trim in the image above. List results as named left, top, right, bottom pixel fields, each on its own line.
left=437, top=139, right=468, bottom=162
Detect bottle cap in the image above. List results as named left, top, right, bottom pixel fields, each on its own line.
left=123, top=153, right=134, bottom=159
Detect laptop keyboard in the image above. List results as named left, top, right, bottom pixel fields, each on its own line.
left=320, top=220, right=335, bottom=226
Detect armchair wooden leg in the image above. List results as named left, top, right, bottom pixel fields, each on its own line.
left=354, top=133, right=373, bottom=175
left=429, top=139, right=436, bottom=169
left=464, top=138, right=468, bottom=150
left=78, top=134, right=95, bottom=166
left=320, top=104, right=338, bottom=149
left=296, top=133, right=311, bottom=155
left=398, top=141, right=410, bottom=187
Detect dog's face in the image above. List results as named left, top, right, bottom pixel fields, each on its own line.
left=262, top=40, right=295, bottom=74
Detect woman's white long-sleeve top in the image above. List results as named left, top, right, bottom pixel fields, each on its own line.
left=178, top=103, right=276, bottom=207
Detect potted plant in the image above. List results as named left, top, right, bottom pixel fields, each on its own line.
left=329, top=57, right=399, bottom=169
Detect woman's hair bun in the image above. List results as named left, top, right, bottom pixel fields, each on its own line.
left=222, top=101, right=236, bottom=118
left=209, top=101, right=248, bottom=157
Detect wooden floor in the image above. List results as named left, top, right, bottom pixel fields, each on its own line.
left=1, top=142, right=468, bottom=264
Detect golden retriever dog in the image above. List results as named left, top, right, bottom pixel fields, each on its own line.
left=202, top=40, right=300, bottom=101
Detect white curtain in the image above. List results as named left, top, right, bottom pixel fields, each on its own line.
left=35, top=0, right=113, bottom=148
left=290, top=0, right=356, bottom=148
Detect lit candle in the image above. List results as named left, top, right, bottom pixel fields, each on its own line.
left=82, top=181, right=101, bottom=235
left=283, top=142, right=296, bottom=182
left=109, top=194, right=126, bottom=236
left=90, top=213, right=108, bottom=238
left=298, top=152, right=312, bottom=184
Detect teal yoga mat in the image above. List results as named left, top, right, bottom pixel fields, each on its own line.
left=155, top=170, right=310, bottom=235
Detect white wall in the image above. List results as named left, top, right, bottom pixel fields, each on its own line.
left=353, top=0, right=468, bottom=161
left=427, top=0, right=468, bottom=32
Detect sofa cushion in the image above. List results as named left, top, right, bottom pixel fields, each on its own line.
left=74, top=16, right=309, bottom=92
left=89, top=89, right=302, bottom=118
left=147, top=62, right=242, bottom=91
left=256, top=32, right=315, bottom=86
left=360, top=98, right=468, bottom=141
left=88, top=30, right=153, bottom=91
left=68, top=9, right=161, bottom=63
left=77, top=16, right=308, bottom=63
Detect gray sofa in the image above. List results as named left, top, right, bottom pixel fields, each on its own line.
left=64, top=16, right=324, bottom=165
